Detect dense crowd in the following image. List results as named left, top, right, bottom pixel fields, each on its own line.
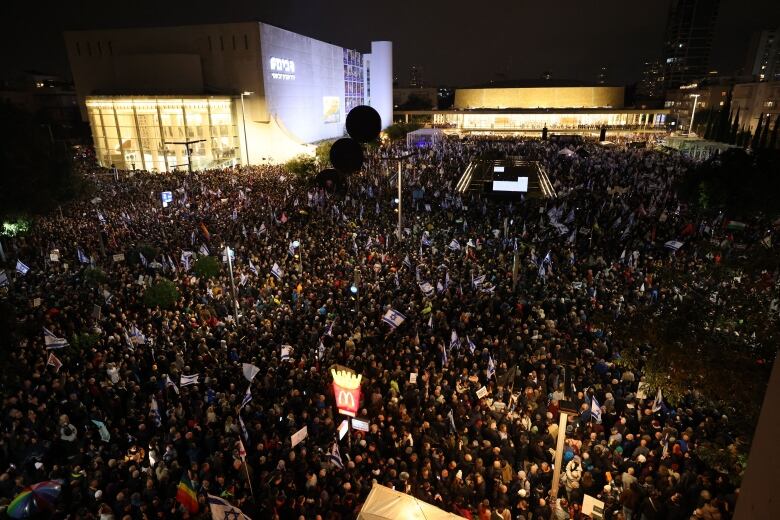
left=0, top=137, right=773, bottom=519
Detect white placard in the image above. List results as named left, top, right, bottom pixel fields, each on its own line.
left=351, top=418, right=369, bottom=432
left=636, top=382, right=650, bottom=400
left=291, top=425, right=308, bottom=448
left=476, top=386, right=488, bottom=399
left=33, top=298, right=41, bottom=308
left=410, top=373, right=418, bottom=384
left=582, top=494, right=605, bottom=518
left=338, top=419, right=349, bottom=440
left=112, top=254, right=125, bottom=262
left=49, top=253, right=60, bottom=262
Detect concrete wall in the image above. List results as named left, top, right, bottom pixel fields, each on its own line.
left=368, top=41, right=393, bottom=129
left=732, top=81, right=780, bottom=132
left=454, top=86, right=625, bottom=109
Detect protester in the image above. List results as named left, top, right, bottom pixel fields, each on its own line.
left=0, top=136, right=763, bottom=519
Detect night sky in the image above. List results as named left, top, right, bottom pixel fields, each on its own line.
left=3, top=0, right=779, bottom=86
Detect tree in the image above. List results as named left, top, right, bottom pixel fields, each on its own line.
left=771, top=115, right=780, bottom=150
left=751, top=114, right=764, bottom=150
left=384, top=122, right=422, bottom=141
left=0, top=102, right=87, bottom=219
left=194, top=255, right=221, bottom=279
left=314, top=140, right=336, bottom=168
left=729, top=108, right=740, bottom=145
left=284, top=154, right=318, bottom=180
left=143, top=278, right=180, bottom=309
left=715, top=90, right=732, bottom=142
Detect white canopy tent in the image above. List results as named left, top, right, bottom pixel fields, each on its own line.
left=557, top=147, right=575, bottom=156
left=358, top=483, right=468, bottom=520
left=406, top=128, right=445, bottom=148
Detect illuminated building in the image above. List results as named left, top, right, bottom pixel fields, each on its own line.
left=396, top=82, right=669, bottom=136
left=743, top=28, right=780, bottom=82
left=64, top=22, right=392, bottom=171
left=662, top=0, right=720, bottom=90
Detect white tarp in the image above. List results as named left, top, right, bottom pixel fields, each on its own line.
left=406, top=128, right=445, bottom=148
left=558, top=147, right=575, bottom=156
left=358, top=482, right=467, bottom=520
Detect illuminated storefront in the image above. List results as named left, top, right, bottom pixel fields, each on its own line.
left=430, top=110, right=668, bottom=132
left=86, top=97, right=239, bottom=172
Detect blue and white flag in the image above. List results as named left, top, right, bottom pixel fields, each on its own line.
left=325, top=442, right=344, bottom=469
left=403, top=255, right=412, bottom=270
left=199, top=244, right=210, bottom=256
left=487, top=356, right=496, bottom=380
left=180, top=374, right=200, bottom=387
left=150, top=397, right=162, bottom=427
left=258, top=223, right=267, bottom=235
left=248, top=258, right=258, bottom=275
left=208, top=494, right=252, bottom=520
left=591, top=396, right=602, bottom=423
left=437, top=281, right=445, bottom=294
left=242, top=363, right=260, bottom=382
left=238, top=414, right=249, bottom=442
left=421, top=233, right=432, bottom=247
left=325, top=321, right=334, bottom=337
left=129, top=324, right=146, bottom=345
left=43, top=327, right=68, bottom=349
left=450, top=330, right=459, bottom=350
left=448, top=239, right=461, bottom=251
left=77, top=248, right=90, bottom=264
left=139, top=252, right=148, bottom=267
left=165, top=374, right=179, bottom=394
left=91, top=419, right=111, bottom=443
left=181, top=251, right=194, bottom=272
left=241, top=386, right=252, bottom=409
left=418, top=281, right=435, bottom=298
left=664, top=240, right=684, bottom=251
left=271, top=262, right=283, bottom=280
left=445, top=271, right=451, bottom=289
left=652, top=388, right=664, bottom=412
left=467, top=336, right=476, bottom=355
left=281, top=345, right=293, bottom=361
left=288, top=241, right=296, bottom=256
left=472, top=274, right=486, bottom=289
left=382, top=308, right=406, bottom=330
left=16, top=259, right=30, bottom=276
left=0, top=271, right=8, bottom=287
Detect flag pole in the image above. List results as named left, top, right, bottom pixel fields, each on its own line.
left=243, top=459, right=255, bottom=500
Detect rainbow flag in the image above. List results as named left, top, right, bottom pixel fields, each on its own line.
left=176, top=473, right=199, bottom=513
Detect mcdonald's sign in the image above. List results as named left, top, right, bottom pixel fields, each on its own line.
left=332, top=368, right=362, bottom=417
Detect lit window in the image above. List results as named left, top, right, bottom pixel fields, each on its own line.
left=719, top=101, right=724, bottom=106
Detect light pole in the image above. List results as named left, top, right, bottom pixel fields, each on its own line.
left=240, top=91, right=253, bottom=166
left=688, top=93, right=700, bottom=136
left=225, top=245, right=240, bottom=324
left=380, top=152, right=417, bottom=241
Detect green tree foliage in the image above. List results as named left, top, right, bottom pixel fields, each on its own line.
left=143, top=278, right=180, bottom=309
left=83, top=267, right=108, bottom=287
left=284, top=154, right=318, bottom=180
left=677, top=148, right=780, bottom=215
left=384, top=122, right=422, bottom=141
left=314, top=140, right=336, bottom=168
left=194, top=255, right=221, bottom=280
left=0, top=102, right=86, bottom=219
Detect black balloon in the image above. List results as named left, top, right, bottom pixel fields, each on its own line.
left=345, top=105, right=382, bottom=143
left=329, top=138, right=363, bottom=173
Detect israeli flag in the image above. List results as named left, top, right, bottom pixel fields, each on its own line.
left=329, top=442, right=344, bottom=469
left=139, top=252, right=148, bottom=267
left=487, top=356, right=496, bottom=380
left=382, top=308, right=406, bottom=330
left=43, top=327, right=68, bottom=349
left=16, top=259, right=30, bottom=276
left=421, top=233, right=432, bottom=247
left=208, top=494, right=251, bottom=520
left=467, top=336, right=476, bottom=355
left=591, top=396, right=602, bottom=423
left=288, top=241, right=296, bottom=256
left=281, top=345, right=292, bottom=361
left=248, top=258, right=258, bottom=275
left=258, top=223, right=267, bottom=234
left=199, top=244, right=210, bottom=256
left=238, top=414, right=250, bottom=442
left=165, top=374, right=179, bottom=394
left=181, top=251, right=194, bottom=271
left=150, top=397, right=162, bottom=427
left=418, top=282, right=435, bottom=298
left=450, top=330, right=459, bottom=350
left=129, top=324, right=146, bottom=345
left=652, top=388, right=664, bottom=412
left=437, top=281, right=445, bottom=294
left=77, top=248, right=90, bottom=264
left=472, top=274, right=486, bottom=288
left=664, top=240, right=684, bottom=251
left=271, top=262, right=283, bottom=280
left=403, top=255, right=412, bottom=270
left=0, top=271, right=8, bottom=287
left=448, top=239, right=461, bottom=251
left=180, top=374, right=200, bottom=387
left=241, top=386, right=252, bottom=409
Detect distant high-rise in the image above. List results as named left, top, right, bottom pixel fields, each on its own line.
left=637, top=60, right=666, bottom=99
left=743, top=28, right=780, bottom=82
left=409, top=65, right=424, bottom=88
left=597, top=66, right=608, bottom=85
left=662, top=0, right=720, bottom=89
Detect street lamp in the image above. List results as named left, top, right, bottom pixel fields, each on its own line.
left=379, top=152, right=417, bottom=241
left=688, top=93, right=700, bottom=136
left=240, top=91, right=254, bottom=166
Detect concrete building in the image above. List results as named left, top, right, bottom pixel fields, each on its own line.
left=64, top=22, right=392, bottom=172
left=664, top=78, right=733, bottom=134
left=395, top=82, right=669, bottom=136
left=662, top=0, right=721, bottom=90
left=637, top=60, right=666, bottom=102
left=743, top=28, right=780, bottom=82
left=732, top=80, right=780, bottom=132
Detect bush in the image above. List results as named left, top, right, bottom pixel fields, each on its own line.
left=143, top=278, right=179, bottom=309
left=84, top=267, right=108, bottom=287
left=70, top=332, right=101, bottom=352
left=315, top=140, right=336, bottom=168
left=129, top=243, right=160, bottom=266
left=385, top=122, right=422, bottom=141
left=194, top=255, right=221, bottom=280
left=285, top=154, right=318, bottom=180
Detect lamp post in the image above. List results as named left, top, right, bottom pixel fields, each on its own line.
left=688, top=93, right=700, bottom=136
left=240, top=91, right=253, bottom=166
left=549, top=368, right=580, bottom=520
left=380, top=152, right=417, bottom=241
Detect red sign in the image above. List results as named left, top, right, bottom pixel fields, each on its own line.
left=332, top=382, right=361, bottom=417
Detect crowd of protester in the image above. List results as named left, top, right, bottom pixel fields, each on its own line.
left=0, top=136, right=773, bottom=519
